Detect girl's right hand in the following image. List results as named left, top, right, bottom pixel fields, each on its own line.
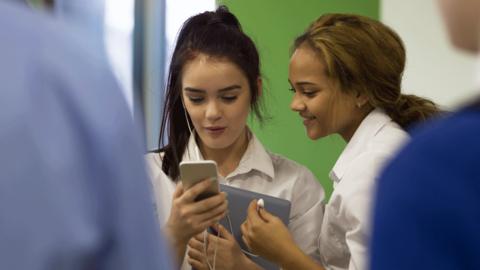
left=241, top=200, right=296, bottom=264
left=165, top=179, right=228, bottom=246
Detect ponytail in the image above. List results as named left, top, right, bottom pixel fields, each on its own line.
left=382, top=94, right=440, bottom=129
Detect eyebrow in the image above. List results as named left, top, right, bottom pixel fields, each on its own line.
left=288, top=80, right=317, bottom=87
left=184, top=85, right=242, bottom=93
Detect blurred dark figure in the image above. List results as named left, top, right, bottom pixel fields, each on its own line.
left=0, top=2, right=172, bottom=270
left=370, top=0, right=480, bottom=269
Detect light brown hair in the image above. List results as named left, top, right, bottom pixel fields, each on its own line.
left=294, top=13, right=439, bottom=129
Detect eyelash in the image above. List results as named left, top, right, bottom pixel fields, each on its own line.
left=222, top=96, right=237, bottom=102
left=188, top=97, right=204, bottom=104
left=187, top=96, right=238, bottom=104
left=303, top=91, right=317, bottom=98
left=288, top=88, right=317, bottom=98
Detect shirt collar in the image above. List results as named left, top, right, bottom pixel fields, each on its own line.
left=182, top=130, right=275, bottom=180
left=232, top=132, right=275, bottom=180
left=329, top=108, right=393, bottom=183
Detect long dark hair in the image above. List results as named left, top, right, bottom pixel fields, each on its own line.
left=156, top=6, right=264, bottom=181
left=294, top=14, right=439, bottom=129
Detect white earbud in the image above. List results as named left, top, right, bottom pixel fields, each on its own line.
left=256, top=199, right=264, bottom=211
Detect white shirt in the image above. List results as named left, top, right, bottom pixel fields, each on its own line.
left=475, top=54, right=480, bottom=90
left=318, top=109, right=409, bottom=270
left=145, top=132, right=325, bottom=269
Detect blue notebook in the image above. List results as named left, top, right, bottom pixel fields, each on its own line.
left=215, top=184, right=291, bottom=270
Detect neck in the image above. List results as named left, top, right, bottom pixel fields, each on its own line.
left=198, top=129, right=249, bottom=177
left=340, top=107, right=372, bottom=142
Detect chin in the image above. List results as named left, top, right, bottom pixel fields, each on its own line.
left=306, top=130, right=324, bottom=141
left=202, top=138, right=232, bottom=150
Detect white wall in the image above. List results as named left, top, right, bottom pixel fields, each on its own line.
left=381, top=0, right=478, bottom=109
left=105, top=0, right=134, bottom=110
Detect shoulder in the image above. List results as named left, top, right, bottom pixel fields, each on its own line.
left=267, top=152, right=325, bottom=223
left=144, top=152, right=176, bottom=193
left=1, top=3, right=126, bottom=143
left=343, top=116, right=409, bottom=183
left=401, top=108, right=479, bottom=164
left=145, top=152, right=164, bottom=166
left=346, top=122, right=409, bottom=183
left=144, top=152, right=166, bottom=177
left=369, top=120, right=409, bottom=155
left=375, top=108, right=480, bottom=215
left=268, top=151, right=323, bottom=190
left=355, top=121, right=409, bottom=180
left=269, top=152, right=312, bottom=177
left=336, top=123, right=409, bottom=209
left=371, top=108, right=480, bottom=270
left=382, top=108, right=480, bottom=184
left=410, top=108, right=480, bottom=150
left=0, top=2, right=108, bottom=72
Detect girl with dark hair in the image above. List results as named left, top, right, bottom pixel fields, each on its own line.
left=241, top=14, right=440, bottom=270
left=145, top=6, right=325, bottom=269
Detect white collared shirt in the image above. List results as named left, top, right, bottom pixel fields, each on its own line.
left=476, top=54, right=480, bottom=90
left=318, top=109, right=409, bottom=270
left=145, top=132, right=325, bottom=269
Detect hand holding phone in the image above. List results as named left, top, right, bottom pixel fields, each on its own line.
left=165, top=160, right=226, bottom=256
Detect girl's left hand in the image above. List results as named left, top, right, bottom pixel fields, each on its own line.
left=187, top=224, right=255, bottom=270
left=240, top=200, right=297, bottom=264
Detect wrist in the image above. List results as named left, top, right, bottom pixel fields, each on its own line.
left=277, top=244, right=305, bottom=270
left=163, top=225, right=189, bottom=267
left=164, top=222, right=189, bottom=247
left=268, top=237, right=297, bottom=265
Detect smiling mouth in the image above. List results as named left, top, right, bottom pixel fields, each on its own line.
left=300, top=115, right=316, bottom=126
left=300, top=114, right=315, bottom=120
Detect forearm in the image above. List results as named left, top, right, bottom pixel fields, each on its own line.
left=173, top=239, right=188, bottom=267
left=241, top=256, right=264, bottom=270
left=279, top=244, right=325, bottom=270
left=163, top=227, right=188, bottom=267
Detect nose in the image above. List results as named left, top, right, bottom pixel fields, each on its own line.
left=290, top=92, right=306, bottom=112
left=205, top=101, right=222, bottom=122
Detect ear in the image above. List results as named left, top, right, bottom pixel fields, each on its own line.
left=355, top=92, right=369, bottom=108
left=256, top=77, right=263, bottom=97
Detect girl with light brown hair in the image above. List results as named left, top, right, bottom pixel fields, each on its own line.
left=241, top=13, right=439, bottom=270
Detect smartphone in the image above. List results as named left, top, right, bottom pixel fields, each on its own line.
left=179, top=160, right=220, bottom=201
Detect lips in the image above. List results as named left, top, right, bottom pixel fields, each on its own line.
left=300, top=114, right=316, bottom=126
left=205, top=126, right=226, bottom=135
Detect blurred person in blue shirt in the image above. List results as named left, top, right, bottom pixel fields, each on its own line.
left=370, top=0, right=480, bottom=269
left=0, top=2, right=172, bottom=270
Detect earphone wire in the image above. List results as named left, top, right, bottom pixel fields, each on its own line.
left=203, top=228, right=220, bottom=270
left=183, top=97, right=219, bottom=269
left=225, top=214, right=259, bottom=258
left=181, top=97, right=201, bottom=161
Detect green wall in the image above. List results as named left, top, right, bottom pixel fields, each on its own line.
left=218, top=0, right=380, bottom=197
